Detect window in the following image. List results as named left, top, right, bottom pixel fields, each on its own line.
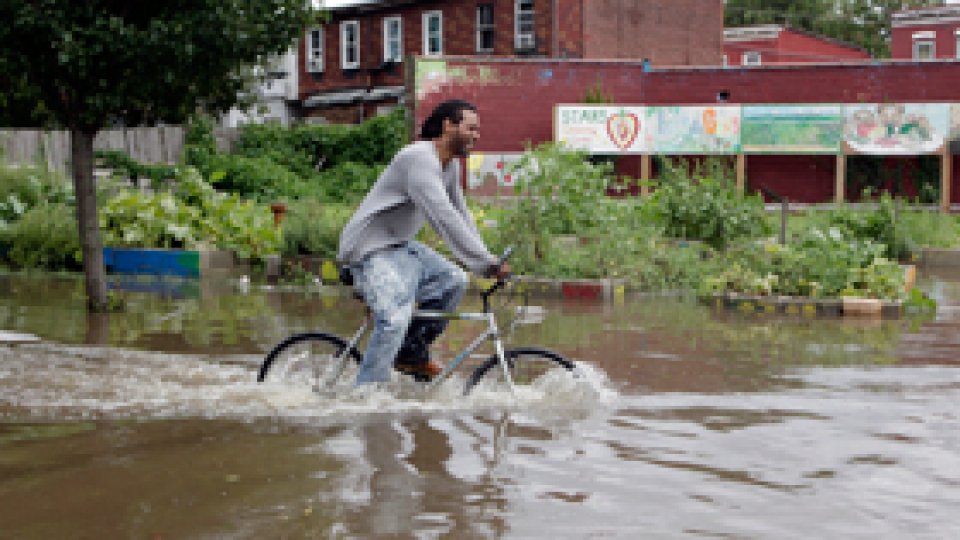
left=305, top=28, right=324, bottom=73
left=341, top=20, right=360, bottom=69
left=515, top=0, right=535, bottom=50
left=423, top=11, right=442, bottom=56
left=913, top=40, right=935, bottom=60
left=913, top=31, right=935, bottom=60
left=742, top=51, right=762, bottom=66
left=383, top=16, right=403, bottom=63
left=955, top=29, right=960, bottom=59
left=477, top=4, right=495, bottom=53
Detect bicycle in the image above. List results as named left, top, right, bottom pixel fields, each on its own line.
left=256, top=249, right=578, bottom=396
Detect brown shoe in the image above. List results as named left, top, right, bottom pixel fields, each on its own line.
left=395, top=359, right=444, bottom=379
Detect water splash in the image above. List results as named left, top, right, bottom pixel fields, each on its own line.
left=0, top=342, right=618, bottom=423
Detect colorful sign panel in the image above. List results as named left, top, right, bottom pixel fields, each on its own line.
left=843, top=103, right=951, bottom=155
left=645, top=106, right=741, bottom=154
left=741, top=105, right=844, bottom=154
left=555, top=106, right=649, bottom=154
left=466, top=153, right=523, bottom=188
left=556, top=103, right=956, bottom=156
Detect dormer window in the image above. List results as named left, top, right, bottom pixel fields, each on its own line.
left=913, top=31, right=936, bottom=60
left=742, top=51, right=762, bottom=66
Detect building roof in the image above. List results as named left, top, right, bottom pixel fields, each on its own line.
left=724, top=24, right=869, bottom=55
left=321, top=0, right=421, bottom=14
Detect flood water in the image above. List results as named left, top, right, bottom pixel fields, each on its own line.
left=1, top=271, right=959, bottom=539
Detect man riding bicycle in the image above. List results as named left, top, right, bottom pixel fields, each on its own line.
left=337, top=99, right=510, bottom=386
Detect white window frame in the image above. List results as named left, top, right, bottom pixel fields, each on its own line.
left=515, top=0, right=535, bottom=50
left=913, top=39, right=935, bottom=60
left=305, top=28, right=324, bottom=73
left=383, top=16, right=403, bottom=63
left=341, top=20, right=360, bottom=70
left=423, top=11, right=443, bottom=56
left=476, top=4, right=495, bottom=53
left=742, top=51, right=762, bottom=66
left=955, top=29, right=960, bottom=59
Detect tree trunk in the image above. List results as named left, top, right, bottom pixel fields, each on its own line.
left=71, top=128, right=108, bottom=311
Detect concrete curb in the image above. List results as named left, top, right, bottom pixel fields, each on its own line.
left=707, top=293, right=903, bottom=319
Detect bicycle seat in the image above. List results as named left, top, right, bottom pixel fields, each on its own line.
left=338, top=265, right=366, bottom=301
left=338, top=265, right=354, bottom=286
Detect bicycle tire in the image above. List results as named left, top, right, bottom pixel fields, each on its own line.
left=257, top=332, right=362, bottom=389
left=465, top=347, right=576, bottom=393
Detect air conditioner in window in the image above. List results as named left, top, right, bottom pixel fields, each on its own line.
left=516, top=34, right=535, bottom=50
left=307, top=59, right=323, bottom=73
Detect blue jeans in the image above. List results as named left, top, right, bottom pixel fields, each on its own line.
left=350, top=241, right=468, bottom=385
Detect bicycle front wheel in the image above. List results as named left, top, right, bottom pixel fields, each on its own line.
left=258, top=332, right=362, bottom=390
left=465, top=347, right=576, bottom=393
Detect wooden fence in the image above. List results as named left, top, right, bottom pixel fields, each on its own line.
left=0, top=126, right=239, bottom=173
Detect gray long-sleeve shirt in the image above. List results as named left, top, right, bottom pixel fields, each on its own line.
left=337, top=141, right=497, bottom=275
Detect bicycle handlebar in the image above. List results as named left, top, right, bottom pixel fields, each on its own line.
left=481, top=247, right=515, bottom=312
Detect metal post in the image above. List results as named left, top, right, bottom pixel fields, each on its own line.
left=780, top=199, right=788, bottom=245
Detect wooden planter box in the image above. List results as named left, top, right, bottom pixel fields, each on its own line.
left=103, top=247, right=241, bottom=278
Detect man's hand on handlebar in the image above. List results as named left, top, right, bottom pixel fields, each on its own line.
left=486, top=262, right=512, bottom=281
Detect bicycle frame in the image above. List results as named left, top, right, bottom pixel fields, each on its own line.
left=327, top=306, right=518, bottom=395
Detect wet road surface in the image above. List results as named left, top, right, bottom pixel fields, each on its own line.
left=1, top=272, right=959, bottom=539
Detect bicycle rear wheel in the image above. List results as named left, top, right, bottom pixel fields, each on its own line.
left=465, top=347, right=576, bottom=393
left=258, top=332, right=362, bottom=390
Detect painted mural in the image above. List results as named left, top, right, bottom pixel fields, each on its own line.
left=555, top=106, right=649, bottom=154
left=646, top=106, right=741, bottom=154
left=466, top=153, right=524, bottom=189
left=741, top=105, right=844, bottom=154
left=556, top=103, right=956, bottom=156
left=843, top=103, right=950, bottom=155
left=414, top=60, right=507, bottom=101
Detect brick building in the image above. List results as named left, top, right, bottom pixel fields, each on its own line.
left=413, top=57, right=960, bottom=206
left=723, top=25, right=871, bottom=66
left=891, top=5, right=960, bottom=60
left=299, top=0, right=723, bottom=123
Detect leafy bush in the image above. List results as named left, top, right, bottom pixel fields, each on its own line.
left=821, top=193, right=909, bottom=260
left=647, top=158, right=770, bottom=250
left=202, top=153, right=309, bottom=201
left=0, top=162, right=74, bottom=225
left=94, top=149, right=177, bottom=187
left=701, top=227, right=905, bottom=300
left=100, top=166, right=282, bottom=260
left=234, top=107, right=407, bottom=171
left=0, top=203, right=81, bottom=270
left=280, top=200, right=354, bottom=258
left=184, top=109, right=404, bottom=203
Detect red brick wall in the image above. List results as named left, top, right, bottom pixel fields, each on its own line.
left=301, top=0, right=561, bottom=102
left=724, top=31, right=869, bottom=66
left=416, top=58, right=960, bottom=203
left=583, top=0, right=723, bottom=65
left=891, top=22, right=960, bottom=59
left=301, top=0, right=723, bottom=105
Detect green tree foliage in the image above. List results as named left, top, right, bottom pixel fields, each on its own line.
left=0, top=1, right=318, bottom=309
left=724, top=0, right=942, bottom=57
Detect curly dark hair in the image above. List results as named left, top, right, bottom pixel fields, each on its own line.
left=419, top=99, right=477, bottom=139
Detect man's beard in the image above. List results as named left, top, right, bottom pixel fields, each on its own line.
left=452, top=134, right=471, bottom=158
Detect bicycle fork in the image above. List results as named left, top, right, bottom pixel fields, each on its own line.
left=318, top=316, right=370, bottom=390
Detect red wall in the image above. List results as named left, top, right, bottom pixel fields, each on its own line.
left=415, top=58, right=960, bottom=204
left=724, top=30, right=869, bottom=66
left=891, top=22, right=960, bottom=59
